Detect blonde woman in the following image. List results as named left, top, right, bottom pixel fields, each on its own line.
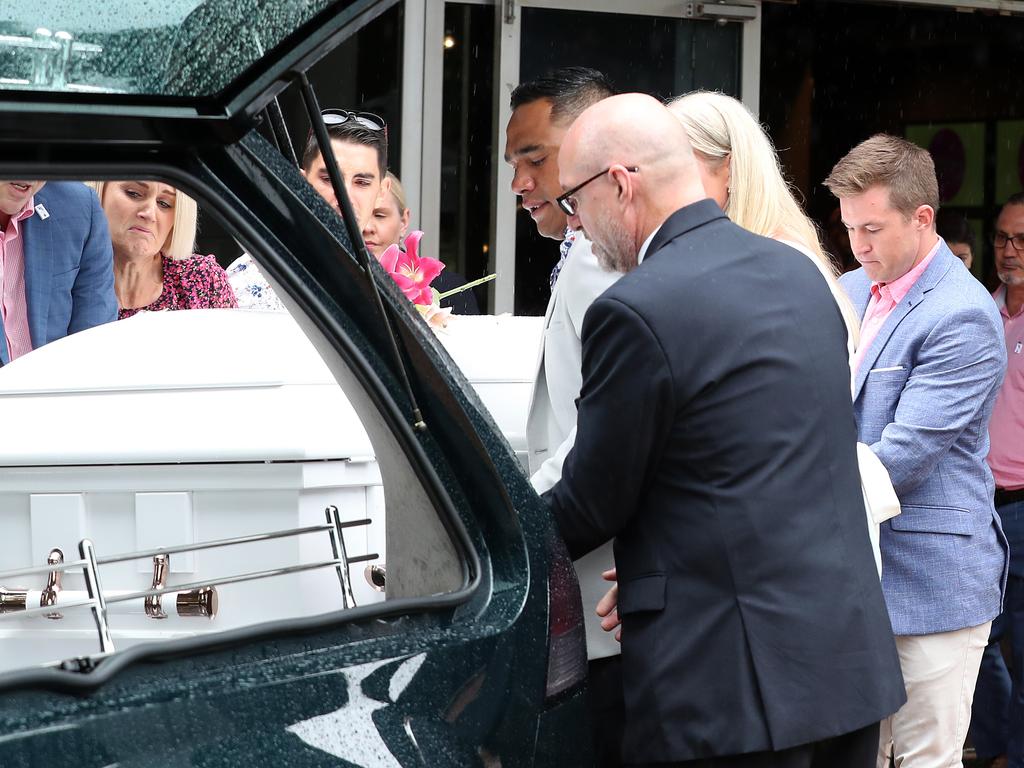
left=362, top=173, right=479, bottom=315
left=666, top=91, right=898, bottom=574
left=666, top=91, right=861, bottom=354
left=361, top=171, right=411, bottom=257
left=91, top=181, right=236, bottom=318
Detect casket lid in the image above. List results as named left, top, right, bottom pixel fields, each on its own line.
left=0, top=309, right=374, bottom=466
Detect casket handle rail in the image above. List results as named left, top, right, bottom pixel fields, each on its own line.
left=40, top=548, right=64, bottom=619
left=0, top=506, right=376, bottom=665
left=145, top=554, right=169, bottom=619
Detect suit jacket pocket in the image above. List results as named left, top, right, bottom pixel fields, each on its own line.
left=865, top=366, right=910, bottom=385
left=618, top=573, right=666, bottom=616
left=890, top=504, right=978, bottom=535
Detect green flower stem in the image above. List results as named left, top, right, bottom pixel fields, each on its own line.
left=436, top=273, right=497, bottom=300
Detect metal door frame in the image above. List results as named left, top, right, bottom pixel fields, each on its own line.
left=404, top=0, right=762, bottom=312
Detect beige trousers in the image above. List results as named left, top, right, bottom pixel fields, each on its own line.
left=877, top=621, right=991, bottom=768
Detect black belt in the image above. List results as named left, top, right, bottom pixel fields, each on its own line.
left=995, top=487, right=1024, bottom=507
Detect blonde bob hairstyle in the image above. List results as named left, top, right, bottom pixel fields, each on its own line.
left=87, top=181, right=198, bottom=261
left=666, top=91, right=859, bottom=347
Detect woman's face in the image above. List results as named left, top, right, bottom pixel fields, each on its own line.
left=362, top=193, right=409, bottom=258
left=102, top=181, right=176, bottom=261
left=695, top=152, right=730, bottom=211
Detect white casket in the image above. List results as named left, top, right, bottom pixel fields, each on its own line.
left=0, top=309, right=542, bottom=674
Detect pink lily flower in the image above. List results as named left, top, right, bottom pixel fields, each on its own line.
left=377, top=231, right=445, bottom=306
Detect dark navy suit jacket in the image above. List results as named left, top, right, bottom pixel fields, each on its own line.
left=4, top=182, right=117, bottom=364
left=548, top=200, right=905, bottom=762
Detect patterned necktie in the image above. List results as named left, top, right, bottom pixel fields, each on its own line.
left=550, top=228, right=576, bottom=290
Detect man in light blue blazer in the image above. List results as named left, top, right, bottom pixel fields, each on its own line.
left=828, top=135, right=1008, bottom=767
left=0, top=181, right=116, bottom=365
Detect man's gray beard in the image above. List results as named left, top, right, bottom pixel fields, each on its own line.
left=592, top=220, right=638, bottom=274
left=997, top=269, right=1024, bottom=287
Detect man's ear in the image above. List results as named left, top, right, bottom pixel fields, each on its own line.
left=915, top=204, right=935, bottom=230
left=612, top=165, right=633, bottom=206
left=380, top=175, right=392, bottom=198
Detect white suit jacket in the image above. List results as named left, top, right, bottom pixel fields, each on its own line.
left=528, top=233, right=621, bottom=660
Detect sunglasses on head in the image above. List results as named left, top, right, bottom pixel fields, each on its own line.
left=321, top=109, right=387, bottom=135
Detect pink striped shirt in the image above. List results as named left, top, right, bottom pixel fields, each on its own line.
left=0, top=197, right=35, bottom=362
left=987, top=286, right=1024, bottom=490
left=852, top=237, right=942, bottom=375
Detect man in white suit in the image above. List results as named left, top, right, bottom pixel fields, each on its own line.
left=503, top=67, right=621, bottom=765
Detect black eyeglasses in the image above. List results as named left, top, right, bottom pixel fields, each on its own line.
left=556, top=166, right=639, bottom=216
left=321, top=109, right=387, bottom=136
left=994, top=231, right=1024, bottom=252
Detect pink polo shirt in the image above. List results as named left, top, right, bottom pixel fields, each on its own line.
left=852, top=237, right=942, bottom=375
left=0, top=197, right=35, bottom=362
left=988, top=285, right=1024, bottom=490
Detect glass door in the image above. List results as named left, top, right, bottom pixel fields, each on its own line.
left=409, top=0, right=761, bottom=313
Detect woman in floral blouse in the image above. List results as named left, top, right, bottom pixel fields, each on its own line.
left=92, top=181, right=237, bottom=319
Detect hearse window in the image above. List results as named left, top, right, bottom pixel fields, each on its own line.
left=0, top=177, right=465, bottom=677
left=0, top=0, right=344, bottom=96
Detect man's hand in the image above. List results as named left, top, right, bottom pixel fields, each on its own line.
left=596, top=567, right=621, bottom=642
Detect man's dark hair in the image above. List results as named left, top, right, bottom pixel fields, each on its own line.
left=1005, top=191, right=1024, bottom=208
left=301, top=120, right=388, bottom=177
left=935, top=209, right=974, bottom=250
left=510, top=66, right=615, bottom=124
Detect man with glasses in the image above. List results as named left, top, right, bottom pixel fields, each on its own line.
left=547, top=93, right=904, bottom=767
left=503, top=68, right=623, bottom=766
left=229, top=109, right=390, bottom=309
left=972, top=192, right=1024, bottom=768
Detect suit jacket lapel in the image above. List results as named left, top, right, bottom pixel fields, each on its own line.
left=532, top=278, right=557, bottom=380
left=528, top=246, right=564, bottom=421
left=23, top=200, right=53, bottom=350
left=845, top=275, right=872, bottom=320
left=851, top=246, right=954, bottom=400
left=852, top=292, right=920, bottom=399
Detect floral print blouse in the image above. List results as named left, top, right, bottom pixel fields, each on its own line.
left=225, top=253, right=286, bottom=312
left=118, top=254, right=238, bottom=320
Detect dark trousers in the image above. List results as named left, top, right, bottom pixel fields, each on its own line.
left=625, top=721, right=880, bottom=768
left=970, top=570, right=1024, bottom=767
left=588, top=655, right=625, bottom=768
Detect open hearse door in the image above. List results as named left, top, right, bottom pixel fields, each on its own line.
left=0, top=1, right=588, bottom=765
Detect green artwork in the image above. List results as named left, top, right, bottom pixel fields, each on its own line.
left=995, top=120, right=1024, bottom=205
left=906, top=122, right=985, bottom=207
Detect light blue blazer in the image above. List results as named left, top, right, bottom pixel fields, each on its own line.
left=3, top=182, right=117, bottom=365
left=841, top=242, right=1008, bottom=636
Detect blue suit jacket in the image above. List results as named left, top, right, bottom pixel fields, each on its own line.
left=4, top=182, right=117, bottom=364
left=841, top=242, right=1008, bottom=636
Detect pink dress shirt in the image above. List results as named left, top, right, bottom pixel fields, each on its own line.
left=0, top=197, right=35, bottom=362
left=851, top=237, right=942, bottom=375
left=987, top=285, right=1024, bottom=490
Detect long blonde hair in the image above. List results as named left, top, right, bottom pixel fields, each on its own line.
left=88, top=181, right=198, bottom=260
left=667, top=91, right=860, bottom=346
